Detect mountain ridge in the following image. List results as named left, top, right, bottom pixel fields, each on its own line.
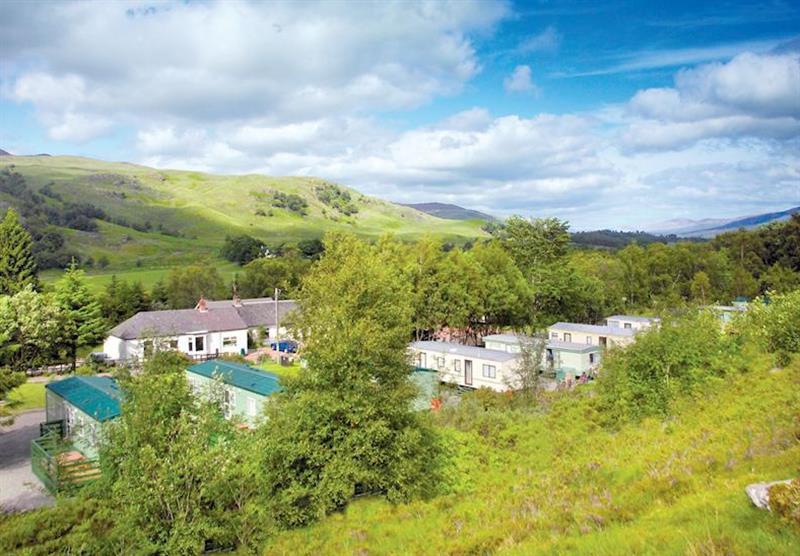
left=401, top=202, right=496, bottom=221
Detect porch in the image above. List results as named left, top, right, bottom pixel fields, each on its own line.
left=30, top=421, right=101, bottom=494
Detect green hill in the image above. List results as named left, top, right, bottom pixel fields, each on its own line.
left=1, top=156, right=485, bottom=287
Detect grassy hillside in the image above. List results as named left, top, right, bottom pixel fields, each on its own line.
left=262, top=361, right=800, bottom=555
left=2, top=155, right=485, bottom=283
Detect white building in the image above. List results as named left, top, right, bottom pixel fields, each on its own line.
left=103, top=296, right=297, bottom=362
left=483, top=334, right=602, bottom=379
left=605, top=315, right=660, bottom=332
left=410, top=341, right=520, bottom=392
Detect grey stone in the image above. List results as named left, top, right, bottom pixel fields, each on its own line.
left=745, top=480, right=793, bottom=510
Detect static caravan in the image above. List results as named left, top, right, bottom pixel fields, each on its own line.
left=546, top=341, right=602, bottom=380
left=548, top=322, right=637, bottom=348
left=186, top=360, right=282, bottom=425
left=605, top=315, right=660, bottom=332
left=410, top=341, right=519, bottom=392
left=44, top=376, right=122, bottom=459
left=483, top=333, right=529, bottom=353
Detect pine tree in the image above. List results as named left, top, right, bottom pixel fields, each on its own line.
left=55, top=261, right=106, bottom=370
left=0, top=208, right=38, bottom=295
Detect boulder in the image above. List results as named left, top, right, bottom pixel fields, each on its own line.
left=745, top=480, right=793, bottom=510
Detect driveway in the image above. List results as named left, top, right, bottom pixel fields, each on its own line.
left=0, top=409, right=54, bottom=513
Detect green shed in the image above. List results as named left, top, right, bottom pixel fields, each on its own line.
left=186, top=360, right=282, bottom=425
left=45, top=376, right=122, bottom=459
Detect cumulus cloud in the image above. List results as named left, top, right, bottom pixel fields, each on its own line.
left=2, top=0, right=509, bottom=139
left=503, top=65, right=539, bottom=93
left=623, top=51, right=800, bottom=150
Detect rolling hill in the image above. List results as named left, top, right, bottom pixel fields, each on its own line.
left=0, top=155, right=486, bottom=285
left=402, top=202, right=496, bottom=221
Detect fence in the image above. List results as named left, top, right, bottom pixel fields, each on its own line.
left=31, top=432, right=101, bottom=494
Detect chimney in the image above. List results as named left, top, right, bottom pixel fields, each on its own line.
left=195, top=296, right=208, bottom=313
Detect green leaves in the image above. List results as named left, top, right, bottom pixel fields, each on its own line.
left=0, top=208, right=38, bottom=295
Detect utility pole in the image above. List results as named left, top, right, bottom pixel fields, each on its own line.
left=274, top=287, right=281, bottom=355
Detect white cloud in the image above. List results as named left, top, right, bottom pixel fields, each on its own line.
left=517, top=26, right=561, bottom=53
left=2, top=0, right=509, bottom=140
left=503, top=65, right=539, bottom=93
left=623, top=51, right=800, bottom=150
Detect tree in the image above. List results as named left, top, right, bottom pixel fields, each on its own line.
left=238, top=256, right=308, bottom=299
left=502, top=216, right=570, bottom=279
left=506, top=336, right=546, bottom=402
left=55, top=262, right=106, bottom=370
left=0, top=208, right=38, bottom=295
left=220, top=234, right=268, bottom=265
left=0, top=286, right=63, bottom=371
left=165, top=265, right=227, bottom=308
left=100, top=351, right=244, bottom=553
left=690, top=271, right=712, bottom=304
left=255, top=233, right=443, bottom=526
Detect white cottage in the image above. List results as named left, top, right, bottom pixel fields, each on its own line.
left=410, top=341, right=519, bottom=392
left=103, top=296, right=297, bottom=362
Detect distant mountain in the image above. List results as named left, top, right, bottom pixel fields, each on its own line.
left=402, top=202, right=496, bottom=221
left=649, top=206, right=800, bottom=238
left=0, top=149, right=12, bottom=156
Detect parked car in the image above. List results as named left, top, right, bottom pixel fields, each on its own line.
left=270, top=340, right=298, bottom=353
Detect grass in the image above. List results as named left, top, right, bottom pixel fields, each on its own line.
left=6, top=155, right=486, bottom=276
left=260, top=360, right=800, bottom=555
left=254, top=359, right=301, bottom=381
left=40, top=260, right=241, bottom=293
left=4, top=382, right=46, bottom=413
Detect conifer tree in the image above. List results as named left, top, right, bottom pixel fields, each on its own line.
left=55, top=261, right=106, bottom=370
left=0, top=208, right=38, bottom=295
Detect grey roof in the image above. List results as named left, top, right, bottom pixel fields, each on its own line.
left=605, top=315, right=659, bottom=323
left=482, top=333, right=533, bottom=344
left=546, top=340, right=601, bottom=353
left=549, top=322, right=637, bottom=337
left=108, top=298, right=298, bottom=340
left=410, top=341, right=518, bottom=363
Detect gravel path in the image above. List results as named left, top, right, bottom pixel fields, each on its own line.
left=0, top=409, right=55, bottom=513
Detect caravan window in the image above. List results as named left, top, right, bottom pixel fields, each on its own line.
left=482, top=364, right=496, bottom=379
left=453, top=359, right=462, bottom=372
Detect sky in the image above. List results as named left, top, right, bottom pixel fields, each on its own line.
left=1, top=0, right=799, bottom=230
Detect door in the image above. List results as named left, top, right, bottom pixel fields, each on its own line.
left=464, top=359, right=473, bottom=386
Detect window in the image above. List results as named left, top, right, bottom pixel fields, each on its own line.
left=563, top=333, right=572, bottom=342
left=193, top=335, right=205, bottom=352
left=453, top=359, right=462, bottom=372
left=418, top=352, right=427, bottom=368
left=586, top=336, right=592, bottom=344
left=550, top=332, right=558, bottom=339
left=247, top=397, right=257, bottom=417
left=482, top=364, right=496, bottom=379
left=436, top=356, right=445, bottom=369
left=223, top=336, right=238, bottom=347
left=624, top=322, right=632, bottom=329
left=168, top=339, right=178, bottom=350
left=589, top=353, right=596, bottom=364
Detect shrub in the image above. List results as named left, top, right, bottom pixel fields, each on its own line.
left=769, top=479, right=800, bottom=527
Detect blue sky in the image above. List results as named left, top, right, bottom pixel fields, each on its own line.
left=1, top=0, right=798, bottom=229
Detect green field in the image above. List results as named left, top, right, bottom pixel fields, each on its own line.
left=4, top=155, right=486, bottom=279
left=261, top=360, right=800, bottom=555
left=40, top=260, right=242, bottom=293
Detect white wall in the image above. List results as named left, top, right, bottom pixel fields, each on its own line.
left=548, top=327, right=633, bottom=348
left=106, top=329, right=248, bottom=361
left=411, top=347, right=518, bottom=392
left=484, top=340, right=521, bottom=353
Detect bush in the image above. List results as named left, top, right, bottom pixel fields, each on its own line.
left=770, top=479, right=800, bottom=527
left=741, top=290, right=800, bottom=354
left=598, top=311, right=728, bottom=423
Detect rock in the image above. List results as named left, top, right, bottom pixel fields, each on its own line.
left=745, top=480, right=793, bottom=510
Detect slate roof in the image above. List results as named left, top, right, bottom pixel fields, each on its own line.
left=411, top=341, right=518, bottom=362
left=187, top=360, right=282, bottom=396
left=549, top=322, right=637, bottom=337
left=108, top=298, right=298, bottom=340
left=47, top=376, right=122, bottom=422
